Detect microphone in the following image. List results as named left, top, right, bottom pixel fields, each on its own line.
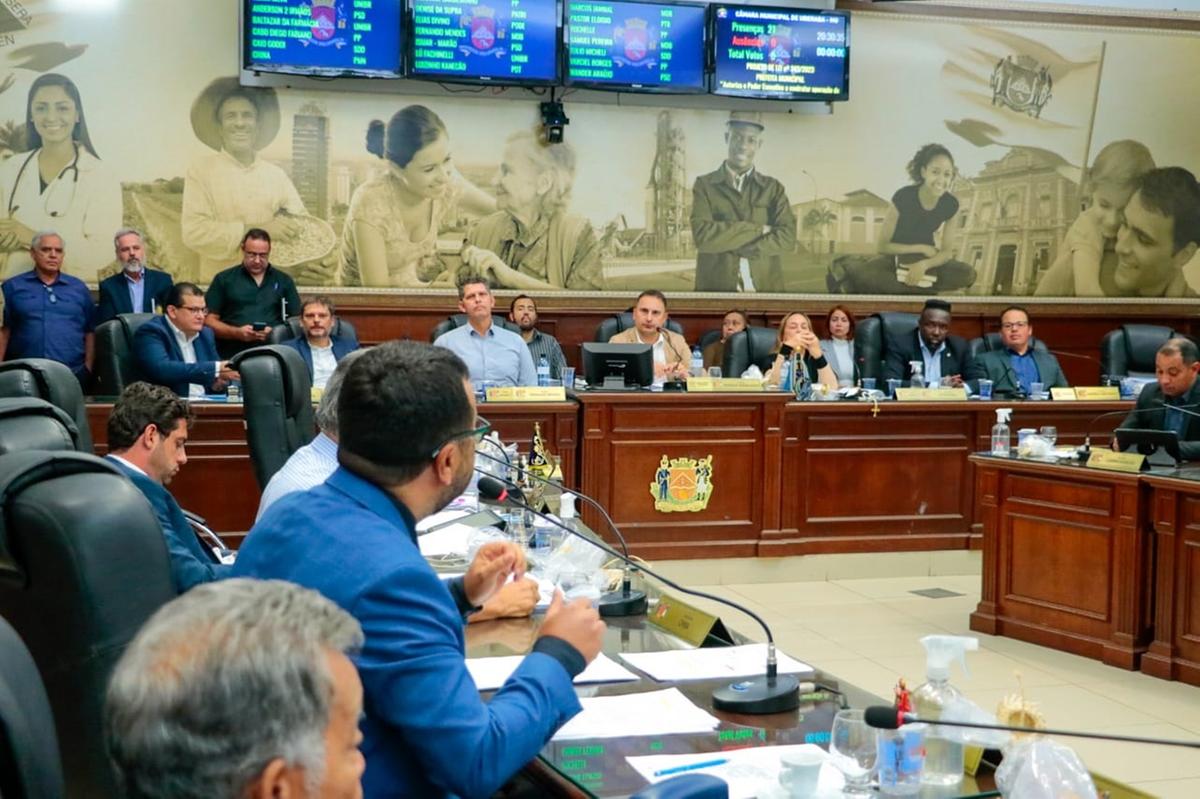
left=863, top=706, right=1200, bottom=749
left=1080, top=402, right=1200, bottom=457
left=476, top=474, right=802, bottom=715
left=475, top=447, right=646, bottom=617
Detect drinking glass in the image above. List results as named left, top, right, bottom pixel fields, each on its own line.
left=861, top=377, right=877, bottom=391
left=708, top=366, right=723, bottom=378
left=829, top=709, right=877, bottom=796
left=1040, top=425, right=1058, bottom=446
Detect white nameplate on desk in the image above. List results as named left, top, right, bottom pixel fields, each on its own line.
left=484, top=386, right=567, bottom=402
left=894, top=387, right=968, bottom=401
left=686, top=377, right=766, bottom=392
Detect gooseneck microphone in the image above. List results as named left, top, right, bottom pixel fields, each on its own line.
left=863, top=706, right=1200, bottom=749
left=476, top=474, right=801, bottom=715
left=475, top=448, right=646, bottom=617
left=1079, top=402, right=1200, bottom=457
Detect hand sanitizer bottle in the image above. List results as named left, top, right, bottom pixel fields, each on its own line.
left=991, top=408, right=1012, bottom=456
left=913, top=635, right=979, bottom=790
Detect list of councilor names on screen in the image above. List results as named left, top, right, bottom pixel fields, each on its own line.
left=246, top=0, right=402, bottom=73
left=566, top=2, right=705, bottom=88
left=410, top=0, right=556, bottom=80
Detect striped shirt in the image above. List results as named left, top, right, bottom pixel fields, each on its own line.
left=255, top=432, right=338, bottom=521
left=522, top=329, right=568, bottom=380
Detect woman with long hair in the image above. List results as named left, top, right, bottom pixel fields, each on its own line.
left=765, top=311, right=838, bottom=391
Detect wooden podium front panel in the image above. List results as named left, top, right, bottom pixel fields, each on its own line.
left=577, top=392, right=791, bottom=560
left=1143, top=474, right=1200, bottom=687
left=970, top=456, right=1152, bottom=669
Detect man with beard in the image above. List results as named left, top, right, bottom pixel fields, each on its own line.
left=233, top=341, right=606, bottom=798
left=281, top=296, right=359, bottom=390
left=105, top=382, right=231, bottom=592
left=507, top=294, right=567, bottom=380
left=97, top=228, right=174, bottom=324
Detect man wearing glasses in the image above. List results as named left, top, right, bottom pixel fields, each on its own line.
left=133, top=282, right=238, bottom=397
left=204, top=228, right=301, bottom=359
left=234, top=341, right=605, bottom=798
left=966, top=305, right=1069, bottom=398
left=0, top=230, right=96, bottom=386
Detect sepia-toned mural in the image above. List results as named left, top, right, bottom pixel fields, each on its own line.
left=0, top=0, right=1197, bottom=298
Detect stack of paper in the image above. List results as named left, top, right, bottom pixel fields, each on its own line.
left=416, top=508, right=472, bottom=532
left=619, top=644, right=813, bottom=682
left=417, top=524, right=476, bottom=558
left=551, top=688, right=719, bottom=740
left=466, top=652, right=639, bottom=691
left=626, top=745, right=844, bottom=799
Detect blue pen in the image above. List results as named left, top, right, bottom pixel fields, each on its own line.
left=652, top=757, right=729, bottom=778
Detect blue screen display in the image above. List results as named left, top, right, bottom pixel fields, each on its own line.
left=409, top=0, right=559, bottom=83
left=711, top=5, right=849, bottom=100
left=565, top=0, right=705, bottom=91
left=244, top=0, right=403, bottom=77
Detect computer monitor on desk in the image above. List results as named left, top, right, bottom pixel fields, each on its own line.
left=582, top=343, right=654, bottom=390
left=1115, top=427, right=1183, bottom=468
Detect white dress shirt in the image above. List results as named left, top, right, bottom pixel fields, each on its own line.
left=311, top=342, right=337, bottom=390
left=166, top=317, right=214, bottom=399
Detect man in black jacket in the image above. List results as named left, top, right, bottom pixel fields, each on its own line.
left=1117, top=337, right=1200, bottom=461
left=883, top=299, right=969, bottom=386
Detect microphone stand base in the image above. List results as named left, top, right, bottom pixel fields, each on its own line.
left=712, top=674, right=801, bottom=715
left=598, top=589, right=647, bottom=617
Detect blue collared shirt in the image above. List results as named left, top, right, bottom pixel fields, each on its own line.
left=255, top=431, right=339, bottom=520
left=1, top=269, right=95, bottom=377
left=124, top=270, right=146, bottom=314
left=433, top=322, right=537, bottom=387
left=1007, top=348, right=1042, bottom=396
left=919, top=336, right=945, bottom=385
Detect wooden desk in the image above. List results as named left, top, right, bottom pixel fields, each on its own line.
left=968, top=454, right=1154, bottom=670
left=1142, top=469, right=1200, bottom=688
left=86, top=399, right=581, bottom=536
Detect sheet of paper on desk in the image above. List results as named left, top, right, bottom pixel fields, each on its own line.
left=466, top=652, right=639, bottom=691
left=551, top=688, right=719, bottom=740
left=619, top=644, right=813, bottom=682
left=626, top=744, right=844, bottom=799
left=417, top=524, right=476, bottom=557
left=416, top=508, right=471, bottom=533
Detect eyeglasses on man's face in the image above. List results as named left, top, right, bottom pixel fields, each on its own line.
left=427, top=416, right=491, bottom=460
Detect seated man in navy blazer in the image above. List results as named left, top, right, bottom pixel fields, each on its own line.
left=282, top=295, right=359, bottom=390
left=105, top=382, right=231, bottom=593
left=883, top=298, right=970, bottom=386
left=133, top=282, right=238, bottom=397
left=96, top=228, right=174, bottom=324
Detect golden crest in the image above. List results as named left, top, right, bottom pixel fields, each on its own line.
left=528, top=422, right=561, bottom=481
left=649, top=455, right=714, bottom=513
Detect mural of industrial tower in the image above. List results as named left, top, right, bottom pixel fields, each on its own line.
left=0, top=0, right=1197, bottom=298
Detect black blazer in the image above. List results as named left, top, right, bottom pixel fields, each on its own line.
left=97, top=269, right=174, bottom=324
left=1119, top=381, right=1200, bottom=461
left=883, top=329, right=970, bottom=383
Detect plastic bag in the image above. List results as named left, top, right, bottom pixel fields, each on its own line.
left=741, top=364, right=764, bottom=380
left=995, top=738, right=1097, bottom=799
left=537, top=533, right=608, bottom=602
left=938, top=696, right=1010, bottom=748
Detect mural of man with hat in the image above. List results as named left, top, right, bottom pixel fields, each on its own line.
left=181, top=77, right=307, bottom=281
left=689, top=110, right=796, bottom=293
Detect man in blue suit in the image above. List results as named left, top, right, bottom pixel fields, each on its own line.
left=105, top=382, right=231, bottom=593
left=96, top=229, right=174, bottom=324
left=133, top=282, right=238, bottom=397
left=281, top=296, right=359, bottom=390
left=234, top=341, right=605, bottom=798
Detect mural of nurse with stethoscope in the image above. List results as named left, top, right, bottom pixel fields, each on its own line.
left=0, top=73, right=122, bottom=283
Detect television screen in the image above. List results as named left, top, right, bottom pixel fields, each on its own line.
left=564, top=0, right=706, bottom=92
left=408, top=0, right=560, bottom=84
left=243, top=0, right=404, bottom=78
left=710, top=5, right=849, bottom=100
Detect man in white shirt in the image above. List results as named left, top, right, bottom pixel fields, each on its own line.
left=607, top=290, right=690, bottom=384
left=132, top=283, right=238, bottom=398
left=280, top=296, right=360, bottom=390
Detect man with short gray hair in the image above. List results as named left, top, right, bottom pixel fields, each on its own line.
left=106, top=577, right=365, bottom=799
left=97, top=227, right=175, bottom=324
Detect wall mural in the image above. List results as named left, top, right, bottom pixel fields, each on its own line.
left=0, top=0, right=1197, bottom=299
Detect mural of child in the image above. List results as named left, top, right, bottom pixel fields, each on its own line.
left=1034, top=139, right=1155, bottom=297
left=339, top=105, right=494, bottom=288
left=841, top=143, right=976, bottom=295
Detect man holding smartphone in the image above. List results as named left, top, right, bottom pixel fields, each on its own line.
left=204, top=228, right=301, bottom=359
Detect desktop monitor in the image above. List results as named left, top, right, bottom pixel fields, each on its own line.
left=1115, top=427, right=1183, bottom=468
left=582, top=342, right=654, bottom=389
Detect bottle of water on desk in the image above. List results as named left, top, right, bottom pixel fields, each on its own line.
left=227, top=380, right=241, bottom=403
left=690, top=346, right=704, bottom=377
left=537, top=355, right=550, bottom=387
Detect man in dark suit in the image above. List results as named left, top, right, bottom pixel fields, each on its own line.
left=96, top=228, right=174, bottom=324
left=883, top=298, right=970, bottom=386
left=281, top=296, right=359, bottom=390
left=104, top=382, right=231, bottom=593
left=1117, top=337, right=1200, bottom=460
left=965, top=306, right=1069, bottom=398
left=133, top=282, right=238, bottom=397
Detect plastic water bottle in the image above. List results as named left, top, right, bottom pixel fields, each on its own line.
left=537, top=355, right=550, bottom=387
left=226, top=380, right=241, bottom=403
left=779, top=357, right=794, bottom=392
left=690, top=346, right=704, bottom=377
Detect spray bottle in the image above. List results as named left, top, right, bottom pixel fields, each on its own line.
left=913, top=635, right=978, bottom=789
left=991, top=408, right=1013, bottom=456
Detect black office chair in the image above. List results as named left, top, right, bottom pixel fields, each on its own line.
left=93, top=312, right=155, bottom=395
left=594, top=312, right=685, bottom=342
left=697, top=329, right=722, bottom=351
left=967, top=333, right=1050, bottom=363
left=229, top=345, right=316, bottom=489
left=0, top=451, right=175, bottom=797
left=853, top=312, right=919, bottom=382
left=0, top=358, right=93, bottom=453
left=267, top=315, right=359, bottom=345
left=429, top=314, right=519, bottom=342
left=631, top=774, right=728, bottom=799
left=723, top=326, right=778, bottom=377
left=1101, top=324, right=1178, bottom=380
left=0, top=398, right=79, bottom=455
left=0, top=616, right=65, bottom=799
